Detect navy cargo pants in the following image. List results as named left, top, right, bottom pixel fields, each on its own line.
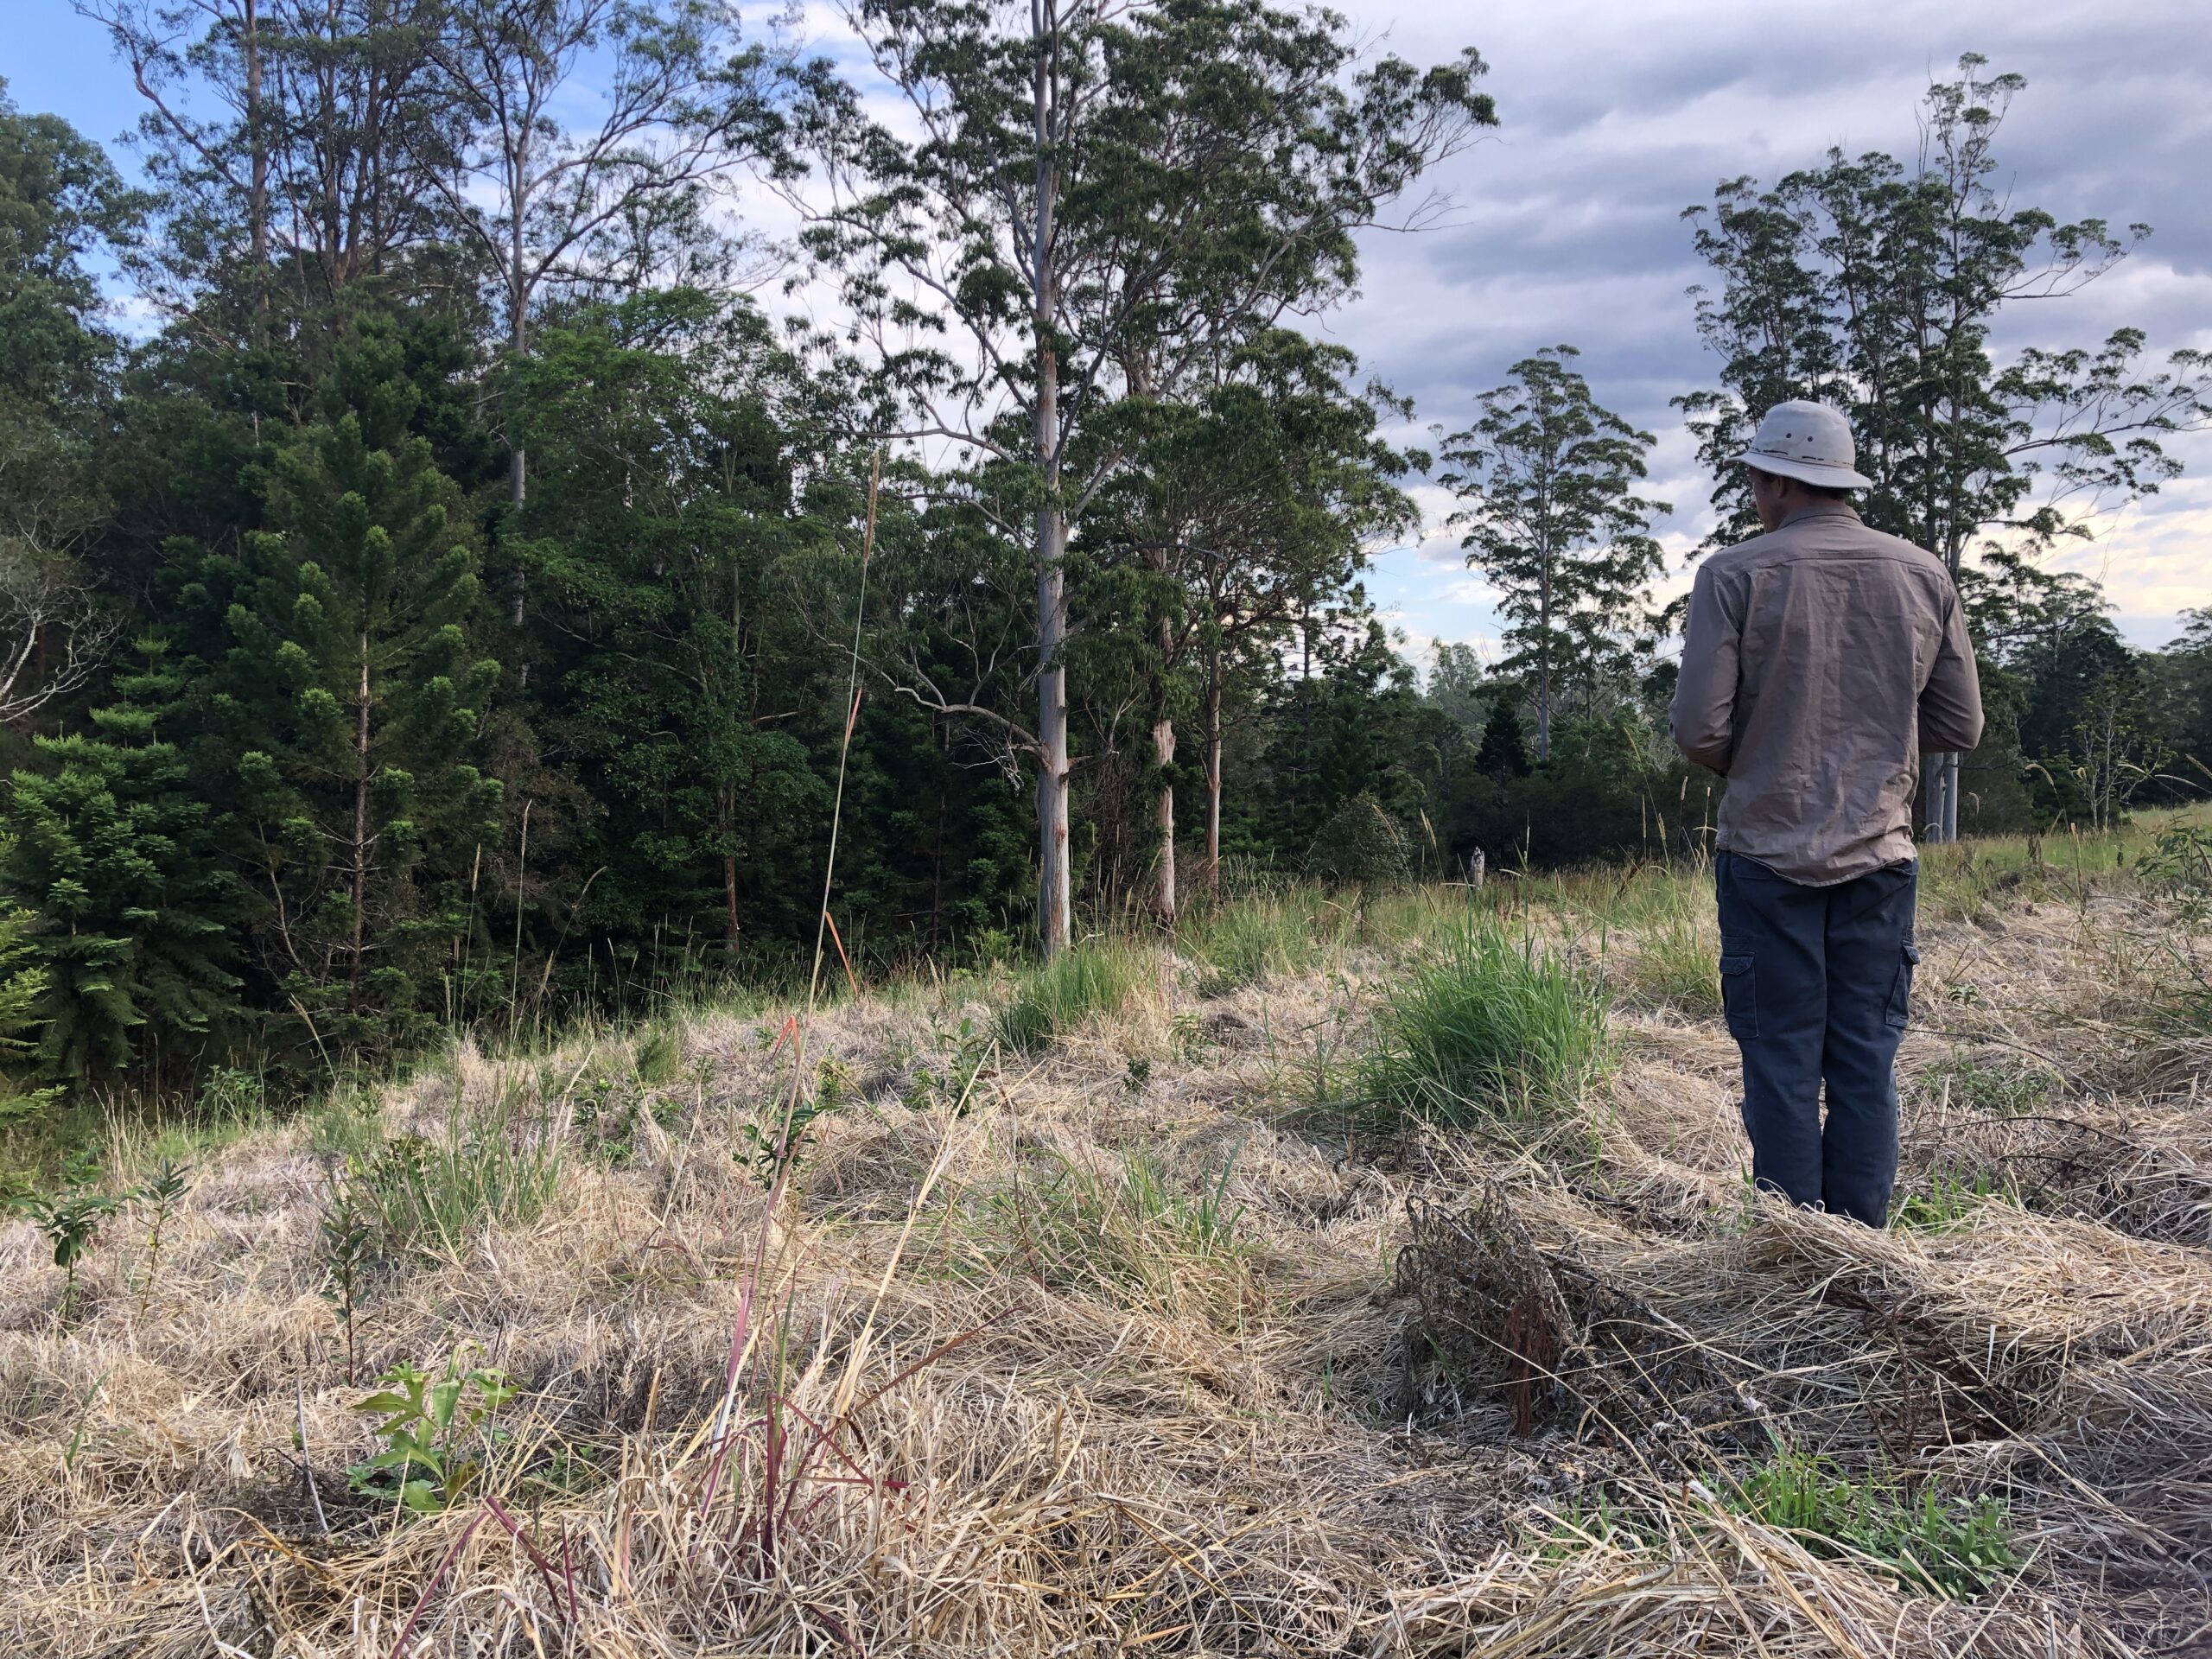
left=1713, top=850, right=1918, bottom=1226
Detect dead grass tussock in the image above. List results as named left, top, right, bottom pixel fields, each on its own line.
left=3, top=834, right=2209, bottom=1656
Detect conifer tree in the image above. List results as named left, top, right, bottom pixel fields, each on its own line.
left=216, top=340, right=501, bottom=1057
left=1476, top=696, right=1532, bottom=780
left=2, top=639, right=248, bottom=1082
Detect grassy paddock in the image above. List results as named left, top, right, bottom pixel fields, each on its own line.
left=3, top=808, right=2209, bottom=1655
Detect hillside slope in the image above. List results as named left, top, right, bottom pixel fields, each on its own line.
left=3, top=832, right=2209, bottom=1656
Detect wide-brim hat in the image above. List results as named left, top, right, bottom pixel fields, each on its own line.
left=1736, top=398, right=1874, bottom=490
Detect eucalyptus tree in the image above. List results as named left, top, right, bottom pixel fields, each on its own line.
left=797, top=0, right=1493, bottom=950
left=417, top=0, right=804, bottom=664
left=79, top=0, right=461, bottom=351
left=1679, top=54, right=2210, bottom=836
left=1439, top=346, right=1667, bottom=763
left=0, top=86, right=133, bottom=729
left=1085, top=330, right=1415, bottom=907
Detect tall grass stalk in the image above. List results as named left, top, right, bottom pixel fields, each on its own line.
left=1357, top=920, right=1609, bottom=1128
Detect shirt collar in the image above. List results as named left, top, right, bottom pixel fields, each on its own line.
left=1779, top=500, right=1863, bottom=531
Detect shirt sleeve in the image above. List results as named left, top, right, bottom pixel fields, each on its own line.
left=1919, top=576, right=1985, bottom=754
left=1669, top=563, right=1740, bottom=774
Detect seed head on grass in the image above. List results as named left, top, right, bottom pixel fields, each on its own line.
left=1357, top=920, right=1609, bottom=1129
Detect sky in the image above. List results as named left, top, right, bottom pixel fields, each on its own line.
left=10, top=0, right=2210, bottom=665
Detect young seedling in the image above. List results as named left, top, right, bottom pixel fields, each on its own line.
left=131, top=1159, right=192, bottom=1318
left=349, top=1355, right=518, bottom=1514
left=17, top=1170, right=121, bottom=1323
left=319, top=1182, right=375, bottom=1385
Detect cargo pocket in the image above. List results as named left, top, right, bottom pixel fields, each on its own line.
left=1885, top=942, right=1920, bottom=1030
left=1719, top=955, right=1756, bottom=1040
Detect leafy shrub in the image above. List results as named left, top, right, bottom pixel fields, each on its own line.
left=16, top=1158, right=120, bottom=1320
left=910, top=1014, right=995, bottom=1113
left=1356, top=922, right=1608, bottom=1128
left=349, top=1355, right=518, bottom=1514
left=995, top=942, right=1151, bottom=1053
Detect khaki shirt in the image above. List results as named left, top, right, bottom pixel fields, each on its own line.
left=1669, top=501, right=1983, bottom=886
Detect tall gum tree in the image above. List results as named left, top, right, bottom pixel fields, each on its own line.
left=1440, top=346, right=1668, bottom=763
left=1084, top=329, right=1415, bottom=900
left=796, top=0, right=1493, bottom=947
left=419, top=0, right=804, bottom=667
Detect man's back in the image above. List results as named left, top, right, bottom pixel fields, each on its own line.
left=1669, top=500, right=1982, bottom=885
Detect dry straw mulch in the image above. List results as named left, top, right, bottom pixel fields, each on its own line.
left=3, top=879, right=2209, bottom=1657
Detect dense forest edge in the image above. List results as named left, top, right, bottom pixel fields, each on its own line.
left=0, top=11, right=2208, bottom=1181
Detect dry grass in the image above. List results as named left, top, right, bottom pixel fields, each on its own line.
left=3, top=817, right=2210, bottom=1656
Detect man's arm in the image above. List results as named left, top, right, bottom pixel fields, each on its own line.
left=1919, top=577, right=1985, bottom=754
left=1669, top=563, right=1740, bottom=774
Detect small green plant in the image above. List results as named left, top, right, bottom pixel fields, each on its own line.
left=1535, top=1494, right=1656, bottom=1560
left=1000, top=1144, right=1251, bottom=1315
left=1892, top=1165, right=2014, bottom=1232
left=736, top=1065, right=854, bottom=1191
left=320, top=1181, right=376, bottom=1384
left=1122, top=1055, right=1152, bottom=1092
left=1169, top=1008, right=1215, bottom=1065
left=995, top=942, right=1149, bottom=1052
left=633, top=1026, right=683, bottom=1086
left=1356, top=921, right=1610, bottom=1129
left=196, top=1066, right=265, bottom=1123
left=1923, top=1055, right=2055, bottom=1116
left=1732, top=1449, right=2018, bottom=1599
left=17, top=1157, right=121, bottom=1321
left=348, top=1354, right=518, bottom=1514
left=130, top=1158, right=192, bottom=1317
left=2138, top=823, right=2212, bottom=920
left=910, top=1015, right=994, bottom=1113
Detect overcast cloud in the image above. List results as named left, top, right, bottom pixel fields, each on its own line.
left=1319, top=0, right=2212, bottom=660
left=14, top=0, right=2209, bottom=658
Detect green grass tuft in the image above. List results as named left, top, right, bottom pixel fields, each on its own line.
left=1630, top=905, right=1721, bottom=1016
left=995, top=942, right=1153, bottom=1052
left=1186, top=896, right=1324, bottom=995
left=348, top=1084, right=566, bottom=1259
left=1356, top=921, right=1609, bottom=1128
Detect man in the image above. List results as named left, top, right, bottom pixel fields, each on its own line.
left=1669, top=400, right=1982, bottom=1226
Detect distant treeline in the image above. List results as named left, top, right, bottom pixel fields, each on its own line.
left=0, top=16, right=2202, bottom=1107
